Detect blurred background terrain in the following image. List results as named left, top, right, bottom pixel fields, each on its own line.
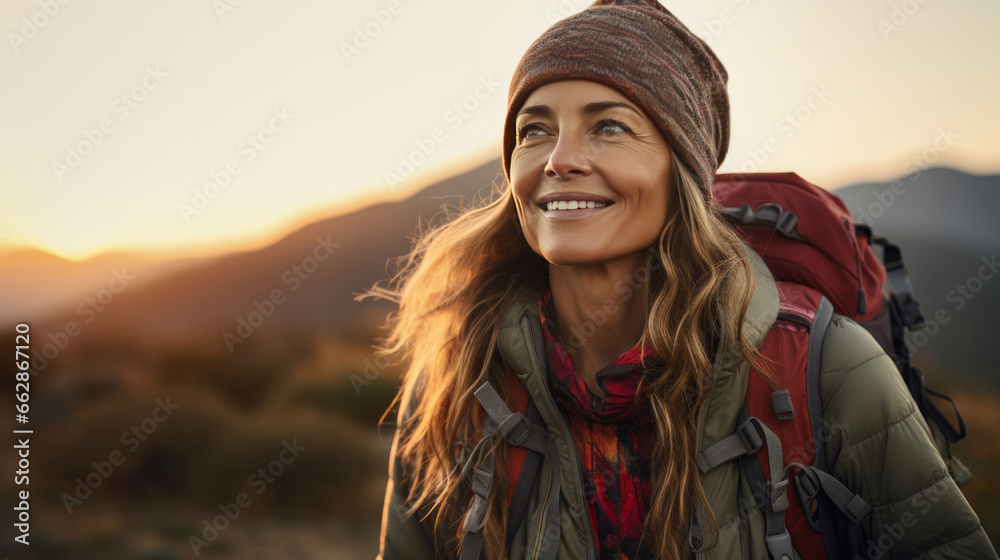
left=0, top=160, right=997, bottom=559
left=2, top=1, right=999, bottom=557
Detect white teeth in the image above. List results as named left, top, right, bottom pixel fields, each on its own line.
left=545, top=200, right=608, bottom=211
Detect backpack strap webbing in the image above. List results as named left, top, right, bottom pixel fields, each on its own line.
left=785, top=462, right=871, bottom=525
left=475, top=381, right=549, bottom=455
left=505, top=396, right=547, bottom=551
left=737, top=294, right=872, bottom=560
left=459, top=381, right=558, bottom=560
left=805, top=295, right=846, bottom=560
left=739, top=294, right=874, bottom=559
left=885, top=292, right=969, bottom=444
left=737, top=404, right=795, bottom=560
left=696, top=414, right=797, bottom=560
left=872, top=234, right=968, bottom=446
left=869, top=234, right=924, bottom=329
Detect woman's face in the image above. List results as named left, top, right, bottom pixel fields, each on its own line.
left=510, top=79, right=673, bottom=266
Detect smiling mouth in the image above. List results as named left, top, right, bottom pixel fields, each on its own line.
left=537, top=200, right=614, bottom=211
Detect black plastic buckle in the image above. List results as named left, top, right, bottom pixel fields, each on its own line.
left=889, top=290, right=926, bottom=331
left=792, top=467, right=822, bottom=533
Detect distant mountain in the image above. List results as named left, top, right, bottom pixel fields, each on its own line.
left=835, top=167, right=999, bottom=256
left=20, top=157, right=506, bottom=342
left=0, top=248, right=207, bottom=323
left=834, top=167, right=1000, bottom=382
left=10, top=161, right=998, bottom=382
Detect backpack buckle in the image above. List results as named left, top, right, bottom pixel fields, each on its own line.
left=497, top=412, right=531, bottom=447
left=765, top=529, right=796, bottom=560
left=891, top=289, right=926, bottom=331
left=882, top=254, right=925, bottom=329
left=793, top=469, right=822, bottom=533
left=736, top=417, right=765, bottom=453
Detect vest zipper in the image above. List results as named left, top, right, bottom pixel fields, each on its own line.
left=522, top=315, right=597, bottom=560
left=530, top=461, right=553, bottom=560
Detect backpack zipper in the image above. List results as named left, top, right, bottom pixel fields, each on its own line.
left=843, top=218, right=867, bottom=314
left=522, top=314, right=598, bottom=560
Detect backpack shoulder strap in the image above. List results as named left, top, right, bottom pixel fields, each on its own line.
left=506, top=396, right=547, bottom=549
left=804, top=292, right=845, bottom=560
left=497, top=366, right=552, bottom=553
left=732, top=283, right=872, bottom=559
left=458, top=373, right=556, bottom=560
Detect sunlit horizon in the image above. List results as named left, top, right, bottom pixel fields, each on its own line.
left=3, top=1, right=998, bottom=262
left=2, top=144, right=502, bottom=262
left=4, top=157, right=997, bottom=264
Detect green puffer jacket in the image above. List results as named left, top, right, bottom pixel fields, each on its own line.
left=377, top=244, right=998, bottom=560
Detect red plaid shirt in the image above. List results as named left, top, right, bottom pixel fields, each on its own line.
left=536, top=282, right=660, bottom=560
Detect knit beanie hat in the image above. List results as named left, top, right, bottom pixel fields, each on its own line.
left=501, top=0, right=730, bottom=200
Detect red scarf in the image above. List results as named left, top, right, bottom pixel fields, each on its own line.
left=537, top=283, right=659, bottom=560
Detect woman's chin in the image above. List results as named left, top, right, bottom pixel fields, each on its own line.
left=536, top=245, right=614, bottom=267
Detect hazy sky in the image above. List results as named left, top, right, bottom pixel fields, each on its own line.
left=2, top=0, right=998, bottom=260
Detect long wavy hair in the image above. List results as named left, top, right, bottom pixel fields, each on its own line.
left=358, top=150, right=766, bottom=559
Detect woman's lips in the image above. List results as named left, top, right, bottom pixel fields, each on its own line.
left=538, top=201, right=614, bottom=220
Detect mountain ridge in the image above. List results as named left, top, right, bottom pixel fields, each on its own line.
left=7, top=160, right=997, bottom=380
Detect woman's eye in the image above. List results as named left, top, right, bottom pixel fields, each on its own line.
left=517, top=124, right=545, bottom=141
left=517, top=119, right=630, bottom=142
left=595, top=119, right=630, bottom=135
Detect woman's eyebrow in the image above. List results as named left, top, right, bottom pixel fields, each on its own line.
left=516, top=101, right=641, bottom=119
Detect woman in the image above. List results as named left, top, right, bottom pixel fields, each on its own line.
left=368, top=1, right=997, bottom=558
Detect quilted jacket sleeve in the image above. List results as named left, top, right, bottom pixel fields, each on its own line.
left=818, top=314, right=998, bottom=559
left=376, top=391, right=441, bottom=560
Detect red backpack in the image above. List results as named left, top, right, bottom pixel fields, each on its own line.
left=698, top=171, right=969, bottom=559
left=458, top=172, right=970, bottom=560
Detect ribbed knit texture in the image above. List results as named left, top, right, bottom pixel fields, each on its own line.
left=536, top=280, right=661, bottom=560
left=502, top=0, right=730, bottom=199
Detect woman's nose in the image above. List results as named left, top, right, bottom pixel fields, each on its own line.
left=544, top=129, right=592, bottom=179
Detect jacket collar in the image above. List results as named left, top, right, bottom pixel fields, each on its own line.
left=693, top=242, right=778, bottom=461
left=495, top=241, right=779, bottom=449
